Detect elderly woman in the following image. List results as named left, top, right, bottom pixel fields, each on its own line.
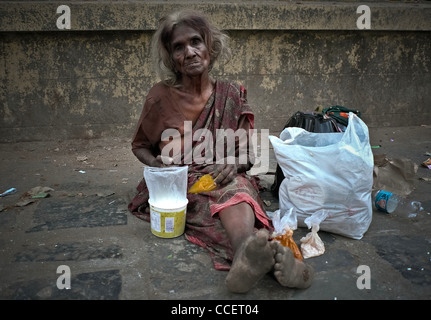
left=128, top=9, right=313, bottom=293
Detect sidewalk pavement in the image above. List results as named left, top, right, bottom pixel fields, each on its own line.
left=0, top=125, right=430, bottom=300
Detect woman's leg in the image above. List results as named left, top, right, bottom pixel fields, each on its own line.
left=218, top=202, right=314, bottom=292
left=219, top=202, right=276, bottom=293
left=218, top=202, right=255, bottom=252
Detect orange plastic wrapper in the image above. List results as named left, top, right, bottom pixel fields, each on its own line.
left=188, top=174, right=217, bottom=194
left=273, top=229, right=303, bottom=261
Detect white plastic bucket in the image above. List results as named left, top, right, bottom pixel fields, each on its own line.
left=148, top=199, right=188, bottom=238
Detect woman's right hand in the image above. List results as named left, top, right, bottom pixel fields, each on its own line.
left=149, top=155, right=173, bottom=167
left=133, top=147, right=174, bottom=167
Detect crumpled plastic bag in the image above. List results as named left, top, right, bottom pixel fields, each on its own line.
left=300, top=225, right=325, bottom=259
left=300, top=212, right=326, bottom=259
left=271, top=209, right=303, bottom=260
left=188, top=174, right=217, bottom=194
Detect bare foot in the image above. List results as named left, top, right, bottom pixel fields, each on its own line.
left=225, top=229, right=277, bottom=293
left=273, top=242, right=314, bottom=289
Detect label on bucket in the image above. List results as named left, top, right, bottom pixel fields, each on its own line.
left=165, top=217, right=174, bottom=233
left=149, top=203, right=187, bottom=238
left=150, top=210, right=161, bottom=232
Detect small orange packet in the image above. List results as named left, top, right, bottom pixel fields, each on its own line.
left=273, top=229, right=303, bottom=261
left=188, top=174, right=217, bottom=194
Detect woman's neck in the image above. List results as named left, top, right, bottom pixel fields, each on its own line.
left=177, top=73, right=215, bottom=97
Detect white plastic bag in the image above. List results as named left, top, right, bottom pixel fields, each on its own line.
left=269, top=113, right=373, bottom=239
left=300, top=213, right=326, bottom=259
left=143, top=166, right=188, bottom=208
left=300, top=225, right=325, bottom=259
left=271, top=208, right=297, bottom=234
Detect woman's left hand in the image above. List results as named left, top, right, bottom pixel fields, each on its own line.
left=211, top=162, right=237, bottom=186
left=200, top=157, right=250, bottom=186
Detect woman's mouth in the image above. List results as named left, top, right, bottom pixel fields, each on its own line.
left=185, top=61, right=200, bottom=67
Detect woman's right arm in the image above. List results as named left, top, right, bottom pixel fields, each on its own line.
left=133, top=148, right=165, bottom=167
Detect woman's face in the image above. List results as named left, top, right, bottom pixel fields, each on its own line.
left=170, top=24, right=211, bottom=79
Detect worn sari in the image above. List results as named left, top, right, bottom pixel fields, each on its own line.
left=129, top=80, right=272, bottom=270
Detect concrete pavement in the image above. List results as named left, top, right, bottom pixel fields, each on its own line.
left=0, top=125, right=430, bottom=301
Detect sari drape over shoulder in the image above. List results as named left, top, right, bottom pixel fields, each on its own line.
left=129, top=80, right=273, bottom=270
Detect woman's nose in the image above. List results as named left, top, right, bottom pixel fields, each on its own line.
left=184, top=45, right=196, bottom=58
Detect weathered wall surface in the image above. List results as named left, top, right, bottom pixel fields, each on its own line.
left=1, top=31, right=152, bottom=141
left=226, top=30, right=431, bottom=130
left=1, top=1, right=430, bottom=142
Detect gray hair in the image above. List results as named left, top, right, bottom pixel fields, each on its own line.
left=151, top=9, right=231, bottom=86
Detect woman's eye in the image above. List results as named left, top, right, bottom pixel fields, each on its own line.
left=191, top=38, right=202, bottom=45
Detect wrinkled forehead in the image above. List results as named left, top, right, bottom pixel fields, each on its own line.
left=173, top=20, right=206, bottom=38
left=171, top=24, right=202, bottom=44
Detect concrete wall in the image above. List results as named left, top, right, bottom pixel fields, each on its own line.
left=1, top=1, right=430, bottom=142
